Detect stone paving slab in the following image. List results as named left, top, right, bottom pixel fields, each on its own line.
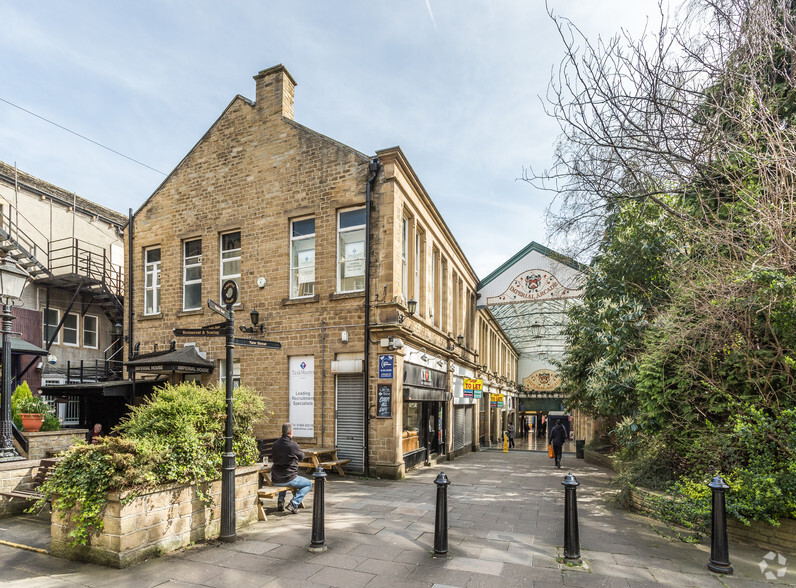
left=0, top=449, right=794, bottom=586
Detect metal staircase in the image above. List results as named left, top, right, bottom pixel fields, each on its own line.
left=0, top=211, right=124, bottom=329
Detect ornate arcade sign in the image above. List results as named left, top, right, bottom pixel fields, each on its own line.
left=523, top=369, right=562, bottom=392
left=487, top=269, right=583, bottom=304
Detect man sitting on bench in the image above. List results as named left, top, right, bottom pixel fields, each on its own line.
left=272, top=422, right=312, bottom=514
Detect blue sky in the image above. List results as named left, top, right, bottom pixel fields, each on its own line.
left=0, top=0, right=662, bottom=278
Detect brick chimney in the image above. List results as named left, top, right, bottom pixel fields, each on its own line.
left=254, top=64, right=297, bottom=120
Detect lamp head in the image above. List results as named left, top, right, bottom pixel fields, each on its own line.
left=407, top=298, right=417, bottom=316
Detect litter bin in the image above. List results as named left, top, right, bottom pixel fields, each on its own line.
left=575, top=440, right=585, bottom=459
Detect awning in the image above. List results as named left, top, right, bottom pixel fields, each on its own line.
left=126, top=346, right=214, bottom=375
left=1, top=338, right=49, bottom=356
left=40, top=378, right=168, bottom=398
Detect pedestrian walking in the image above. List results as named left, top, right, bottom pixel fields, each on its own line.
left=507, top=423, right=515, bottom=448
left=548, top=419, right=567, bottom=468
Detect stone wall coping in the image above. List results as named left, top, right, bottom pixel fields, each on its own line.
left=25, top=429, right=88, bottom=438
left=106, top=464, right=261, bottom=501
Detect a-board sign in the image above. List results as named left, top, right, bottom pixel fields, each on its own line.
left=376, top=384, right=392, bottom=417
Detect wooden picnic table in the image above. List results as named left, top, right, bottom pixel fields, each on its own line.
left=298, top=447, right=351, bottom=476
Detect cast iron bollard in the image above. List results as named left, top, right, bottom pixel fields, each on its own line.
left=707, top=474, right=733, bottom=574
left=562, top=472, right=581, bottom=563
left=433, top=472, right=451, bottom=557
left=308, top=466, right=328, bottom=552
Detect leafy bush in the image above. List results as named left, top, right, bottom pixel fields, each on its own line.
left=34, top=382, right=267, bottom=545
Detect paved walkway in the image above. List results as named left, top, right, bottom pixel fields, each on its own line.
left=0, top=448, right=792, bottom=587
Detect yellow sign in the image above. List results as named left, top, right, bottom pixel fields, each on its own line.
left=463, top=378, right=483, bottom=391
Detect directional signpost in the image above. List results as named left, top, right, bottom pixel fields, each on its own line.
left=173, top=281, right=281, bottom=543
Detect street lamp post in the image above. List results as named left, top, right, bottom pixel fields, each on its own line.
left=0, top=261, right=31, bottom=462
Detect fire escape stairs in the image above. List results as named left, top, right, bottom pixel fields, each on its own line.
left=0, top=225, right=52, bottom=280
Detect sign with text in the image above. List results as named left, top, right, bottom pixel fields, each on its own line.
left=377, top=384, right=392, bottom=417
left=289, top=356, right=314, bottom=437
left=378, top=354, right=394, bottom=379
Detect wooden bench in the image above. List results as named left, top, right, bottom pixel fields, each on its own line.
left=0, top=458, right=59, bottom=503
left=256, top=481, right=313, bottom=521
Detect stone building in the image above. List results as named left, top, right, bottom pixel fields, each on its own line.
left=126, top=65, right=517, bottom=478
left=0, top=160, right=126, bottom=431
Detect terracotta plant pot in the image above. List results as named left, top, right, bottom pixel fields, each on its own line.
left=20, top=413, right=44, bottom=432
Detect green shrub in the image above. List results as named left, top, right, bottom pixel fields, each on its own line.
left=34, top=382, right=267, bottom=545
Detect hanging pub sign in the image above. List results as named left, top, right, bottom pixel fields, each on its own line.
left=379, top=354, right=394, bottom=379
left=376, top=384, right=392, bottom=417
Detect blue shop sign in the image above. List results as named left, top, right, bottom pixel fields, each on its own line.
left=379, top=354, right=394, bottom=379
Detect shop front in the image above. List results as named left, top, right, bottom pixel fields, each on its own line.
left=402, top=362, right=448, bottom=470
left=451, top=367, right=479, bottom=457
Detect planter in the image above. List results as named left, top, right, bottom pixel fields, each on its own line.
left=51, top=464, right=260, bottom=568
left=20, top=413, right=44, bottom=432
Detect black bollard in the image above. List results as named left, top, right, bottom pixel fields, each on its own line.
left=707, top=475, right=733, bottom=574
left=562, top=472, right=581, bottom=563
left=433, top=472, right=451, bottom=557
left=308, top=466, right=328, bottom=553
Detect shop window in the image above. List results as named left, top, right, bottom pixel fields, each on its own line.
left=63, top=313, right=78, bottom=346
left=83, top=315, right=98, bottom=349
left=183, top=239, right=202, bottom=311
left=220, top=231, right=241, bottom=304
left=290, top=217, right=315, bottom=298
left=337, top=208, right=366, bottom=293
left=44, top=308, right=60, bottom=344
left=144, top=247, right=161, bottom=315
left=402, top=401, right=422, bottom=454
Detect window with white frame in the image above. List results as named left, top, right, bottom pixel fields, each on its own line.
left=83, top=315, right=98, bottom=349
left=431, top=247, right=439, bottom=325
left=62, top=313, right=79, bottom=346
left=415, top=230, right=422, bottom=313
left=401, top=217, right=409, bottom=301
left=44, top=308, right=60, bottom=344
left=220, top=232, right=241, bottom=303
left=337, top=208, right=366, bottom=293
left=290, top=218, right=315, bottom=298
left=219, top=358, right=241, bottom=389
left=183, top=239, right=202, bottom=311
left=144, top=247, right=161, bottom=315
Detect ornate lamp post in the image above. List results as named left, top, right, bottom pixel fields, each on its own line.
left=0, top=261, right=31, bottom=462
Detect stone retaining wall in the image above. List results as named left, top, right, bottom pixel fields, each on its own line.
left=0, top=460, right=41, bottom=517
left=583, top=447, right=617, bottom=471
left=627, top=485, right=795, bottom=556
left=26, top=429, right=88, bottom=460
left=51, top=464, right=261, bottom=567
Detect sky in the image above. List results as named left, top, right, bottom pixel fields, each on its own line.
left=0, top=0, right=664, bottom=279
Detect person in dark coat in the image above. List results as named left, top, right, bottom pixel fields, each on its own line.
left=548, top=419, right=567, bottom=468
left=507, top=423, right=515, bottom=448
left=271, top=422, right=312, bottom=514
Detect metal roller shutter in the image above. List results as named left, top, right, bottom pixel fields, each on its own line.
left=335, top=374, right=364, bottom=472
left=464, top=406, right=473, bottom=447
left=453, top=407, right=466, bottom=451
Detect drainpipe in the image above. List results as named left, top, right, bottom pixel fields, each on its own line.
left=363, top=157, right=380, bottom=476
left=127, top=209, right=134, bottom=361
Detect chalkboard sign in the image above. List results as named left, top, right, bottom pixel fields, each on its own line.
left=376, top=384, right=392, bottom=418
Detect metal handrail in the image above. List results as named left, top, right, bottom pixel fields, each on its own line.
left=11, top=422, right=28, bottom=455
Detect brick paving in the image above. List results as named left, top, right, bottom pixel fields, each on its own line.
left=0, top=448, right=793, bottom=586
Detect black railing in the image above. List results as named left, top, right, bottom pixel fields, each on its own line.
left=11, top=422, right=28, bottom=455
left=49, top=237, right=124, bottom=296
left=66, top=359, right=123, bottom=383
